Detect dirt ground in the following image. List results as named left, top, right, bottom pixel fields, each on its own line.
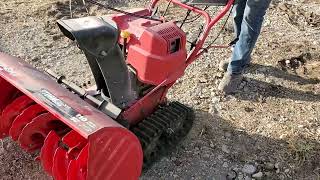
left=0, top=0, right=320, bottom=179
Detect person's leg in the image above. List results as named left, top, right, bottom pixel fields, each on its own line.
left=228, top=0, right=272, bottom=74
left=233, top=0, right=247, bottom=39
left=219, top=0, right=271, bottom=93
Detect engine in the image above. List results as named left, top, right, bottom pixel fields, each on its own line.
left=109, top=8, right=188, bottom=85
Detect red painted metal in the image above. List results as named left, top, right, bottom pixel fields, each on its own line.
left=0, top=53, right=123, bottom=138
left=87, top=128, right=143, bottom=180
left=0, top=78, right=19, bottom=113
left=110, top=10, right=187, bottom=85
left=126, top=21, right=187, bottom=85
left=62, top=130, right=87, bottom=151
left=0, top=53, right=143, bottom=179
left=0, top=95, right=34, bottom=138
left=52, top=130, right=87, bottom=179
left=53, top=147, right=70, bottom=180
left=9, top=104, right=46, bottom=140
left=67, top=144, right=88, bottom=180
left=18, top=112, right=64, bottom=152
left=121, top=87, right=167, bottom=125
left=150, top=0, right=235, bottom=66
left=40, top=131, right=60, bottom=175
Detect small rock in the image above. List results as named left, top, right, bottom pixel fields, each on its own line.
left=173, top=174, right=179, bottom=178
left=252, top=172, right=263, bottom=179
left=225, top=132, right=232, bottom=138
left=284, top=169, right=290, bottom=173
left=264, top=172, right=272, bottom=177
left=226, top=170, right=237, bottom=180
left=264, top=163, right=275, bottom=170
left=243, top=87, right=250, bottom=92
left=216, top=72, right=224, bottom=78
left=242, top=164, right=257, bottom=175
left=221, top=145, right=230, bottom=154
left=244, top=107, right=254, bottom=112
left=274, top=163, right=280, bottom=169
left=209, top=107, right=217, bottom=114
left=217, top=155, right=223, bottom=160
left=258, top=67, right=268, bottom=73
left=212, top=97, right=220, bottom=104
left=199, top=77, right=208, bottom=83
left=315, top=84, right=320, bottom=95
left=223, top=162, right=229, bottom=168
left=238, top=173, right=244, bottom=179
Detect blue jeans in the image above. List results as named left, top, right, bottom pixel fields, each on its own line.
left=228, top=0, right=272, bottom=74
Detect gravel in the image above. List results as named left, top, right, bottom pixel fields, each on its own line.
left=1, top=0, right=320, bottom=179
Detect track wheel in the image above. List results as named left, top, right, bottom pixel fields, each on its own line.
left=18, top=112, right=70, bottom=152
left=52, top=130, right=87, bottom=180
left=0, top=78, right=19, bottom=113
left=67, top=144, right=89, bottom=180
left=0, top=95, right=34, bottom=138
left=9, top=104, right=46, bottom=141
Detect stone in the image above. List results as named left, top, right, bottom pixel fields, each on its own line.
left=264, top=163, right=275, bottom=170
left=222, top=145, right=230, bottom=154
left=242, top=164, right=257, bottom=175
left=252, top=172, right=263, bottom=179
left=223, top=162, right=229, bottom=168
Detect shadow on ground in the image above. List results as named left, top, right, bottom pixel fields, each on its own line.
left=235, top=77, right=320, bottom=102
left=143, top=110, right=320, bottom=180
left=249, top=63, right=319, bottom=85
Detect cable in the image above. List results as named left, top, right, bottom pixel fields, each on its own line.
left=85, top=0, right=163, bottom=22
left=162, top=0, right=173, bottom=17
left=180, top=10, right=192, bottom=28
left=177, top=6, right=209, bottom=24
left=203, top=4, right=234, bottom=50
left=184, top=6, right=209, bottom=23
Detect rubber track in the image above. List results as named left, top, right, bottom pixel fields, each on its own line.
left=131, top=102, right=194, bottom=168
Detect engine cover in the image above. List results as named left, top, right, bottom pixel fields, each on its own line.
left=108, top=9, right=187, bottom=85
left=127, top=21, right=187, bottom=85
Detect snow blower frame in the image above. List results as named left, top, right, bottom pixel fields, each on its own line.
left=0, top=0, right=234, bottom=179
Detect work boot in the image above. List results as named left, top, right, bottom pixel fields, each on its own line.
left=218, top=57, right=252, bottom=72
left=218, top=72, right=243, bottom=94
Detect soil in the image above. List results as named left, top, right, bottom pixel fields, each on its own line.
left=0, top=0, right=320, bottom=179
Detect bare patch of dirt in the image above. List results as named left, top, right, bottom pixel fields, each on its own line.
left=277, top=2, right=320, bottom=30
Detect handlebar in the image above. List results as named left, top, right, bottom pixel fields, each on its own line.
left=150, top=0, right=235, bottom=66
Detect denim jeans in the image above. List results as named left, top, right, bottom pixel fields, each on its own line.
left=228, top=0, right=272, bottom=74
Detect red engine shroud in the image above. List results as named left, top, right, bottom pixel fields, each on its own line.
left=110, top=9, right=187, bottom=85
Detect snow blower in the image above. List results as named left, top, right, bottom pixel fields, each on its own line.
left=0, top=0, right=234, bottom=179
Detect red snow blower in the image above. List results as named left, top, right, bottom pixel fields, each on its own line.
left=0, top=0, right=234, bottom=179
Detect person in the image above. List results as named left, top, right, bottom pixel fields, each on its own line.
left=218, top=0, right=272, bottom=94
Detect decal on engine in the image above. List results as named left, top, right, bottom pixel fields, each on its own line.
left=36, top=89, right=97, bottom=133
